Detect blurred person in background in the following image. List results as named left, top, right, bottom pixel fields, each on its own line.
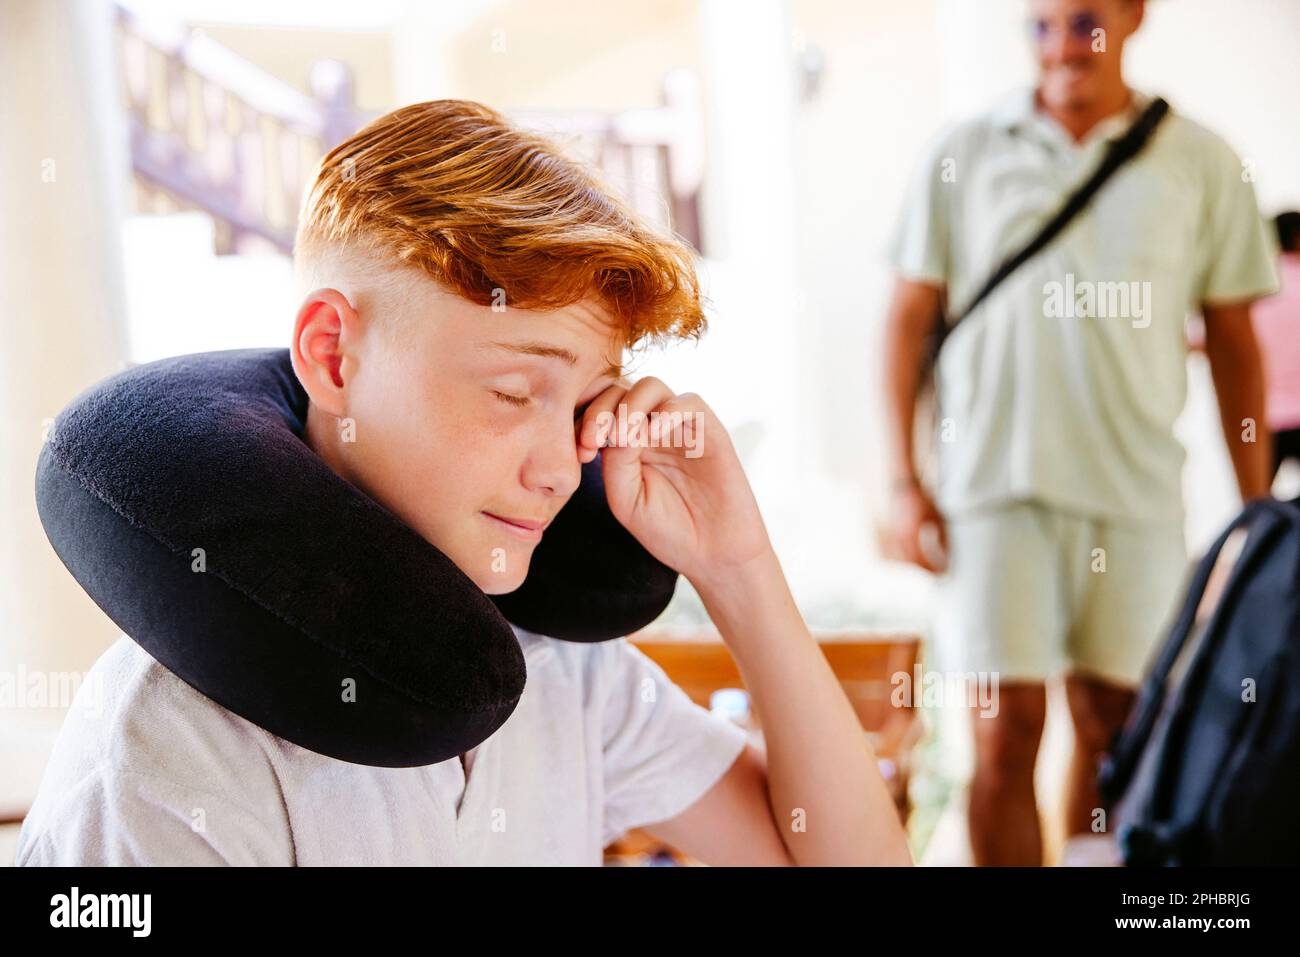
left=881, top=0, right=1277, bottom=865
left=1252, top=211, right=1300, bottom=482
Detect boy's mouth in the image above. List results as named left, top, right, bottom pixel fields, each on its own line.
left=482, top=511, right=548, bottom=542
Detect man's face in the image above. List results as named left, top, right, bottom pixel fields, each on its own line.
left=310, top=274, right=623, bottom=595
left=1029, top=0, right=1141, bottom=110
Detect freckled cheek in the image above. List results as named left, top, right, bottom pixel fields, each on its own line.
left=443, top=412, right=533, bottom=487
left=450, top=405, right=513, bottom=448
left=403, top=382, right=536, bottom=474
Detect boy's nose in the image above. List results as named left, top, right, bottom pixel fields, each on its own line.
left=521, top=421, right=583, bottom=500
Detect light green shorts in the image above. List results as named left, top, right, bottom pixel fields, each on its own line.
left=932, top=500, right=1190, bottom=687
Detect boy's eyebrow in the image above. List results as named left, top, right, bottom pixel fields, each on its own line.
left=483, top=341, right=622, bottom=379
left=486, top=340, right=578, bottom=365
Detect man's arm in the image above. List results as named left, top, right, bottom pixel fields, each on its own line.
left=882, top=276, right=949, bottom=571
left=1202, top=299, right=1273, bottom=501
left=883, top=276, right=943, bottom=487
left=649, top=549, right=914, bottom=866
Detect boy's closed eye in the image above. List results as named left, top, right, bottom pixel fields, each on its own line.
left=487, top=387, right=598, bottom=433
left=491, top=389, right=531, bottom=408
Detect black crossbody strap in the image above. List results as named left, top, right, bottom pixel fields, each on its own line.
left=944, top=95, right=1170, bottom=331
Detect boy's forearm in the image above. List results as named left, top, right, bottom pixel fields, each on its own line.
left=690, top=552, right=914, bottom=866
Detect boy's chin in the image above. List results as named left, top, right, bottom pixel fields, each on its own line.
left=473, top=554, right=533, bottom=596
left=478, top=574, right=527, bottom=596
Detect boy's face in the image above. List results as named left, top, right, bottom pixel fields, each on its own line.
left=294, top=270, right=623, bottom=594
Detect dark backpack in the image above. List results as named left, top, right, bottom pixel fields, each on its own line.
left=1098, top=495, right=1300, bottom=866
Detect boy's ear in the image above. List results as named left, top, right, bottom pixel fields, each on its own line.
left=291, top=287, right=358, bottom=417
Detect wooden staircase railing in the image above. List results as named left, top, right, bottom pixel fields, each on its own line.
left=114, top=7, right=704, bottom=257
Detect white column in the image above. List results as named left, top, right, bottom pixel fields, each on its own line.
left=0, top=0, right=131, bottom=731
left=694, top=0, right=807, bottom=542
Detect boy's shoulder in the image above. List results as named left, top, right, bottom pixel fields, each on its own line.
left=50, top=636, right=282, bottom=782
left=16, top=637, right=292, bottom=865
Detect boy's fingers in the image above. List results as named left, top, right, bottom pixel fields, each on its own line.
left=592, top=378, right=678, bottom=508
left=579, top=376, right=678, bottom=452
left=604, top=377, right=677, bottom=448
left=577, top=380, right=630, bottom=453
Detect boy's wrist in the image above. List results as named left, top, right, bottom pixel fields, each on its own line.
left=686, top=540, right=778, bottom=596
left=688, top=545, right=798, bottom=644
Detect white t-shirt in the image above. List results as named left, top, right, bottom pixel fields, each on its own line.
left=15, top=629, right=748, bottom=866
left=889, top=87, right=1278, bottom=523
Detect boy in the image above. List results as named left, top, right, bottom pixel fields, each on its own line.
left=17, top=101, right=910, bottom=866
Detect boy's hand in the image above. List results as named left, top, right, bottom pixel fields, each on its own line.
left=576, top=376, right=771, bottom=589
left=578, top=379, right=914, bottom=867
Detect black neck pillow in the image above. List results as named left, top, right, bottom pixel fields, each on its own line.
left=35, top=348, right=677, bottom=767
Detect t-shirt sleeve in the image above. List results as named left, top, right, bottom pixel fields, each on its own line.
left=1194, top=136, right=1279, bottom=306
left=598, top=639, right=749, bottom=847
left=14, top=766, right=293, bottom=866
left=887, top=127, right=957, bottom=286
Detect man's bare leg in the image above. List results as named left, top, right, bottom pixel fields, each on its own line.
left=1063, top=672, right=1136, bottom=837
left=968, top=682, right=1048, bottom=866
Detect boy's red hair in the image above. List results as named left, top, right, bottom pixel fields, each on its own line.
left=295, top=100, right=705, bottom=350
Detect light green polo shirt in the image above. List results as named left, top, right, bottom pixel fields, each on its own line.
left=890, top=87, right=1278, bottom=524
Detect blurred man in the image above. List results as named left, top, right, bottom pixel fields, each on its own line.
left=1252, top=212, right=1300, bottom=481
left=883, top=0, right=1277, bottom=865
